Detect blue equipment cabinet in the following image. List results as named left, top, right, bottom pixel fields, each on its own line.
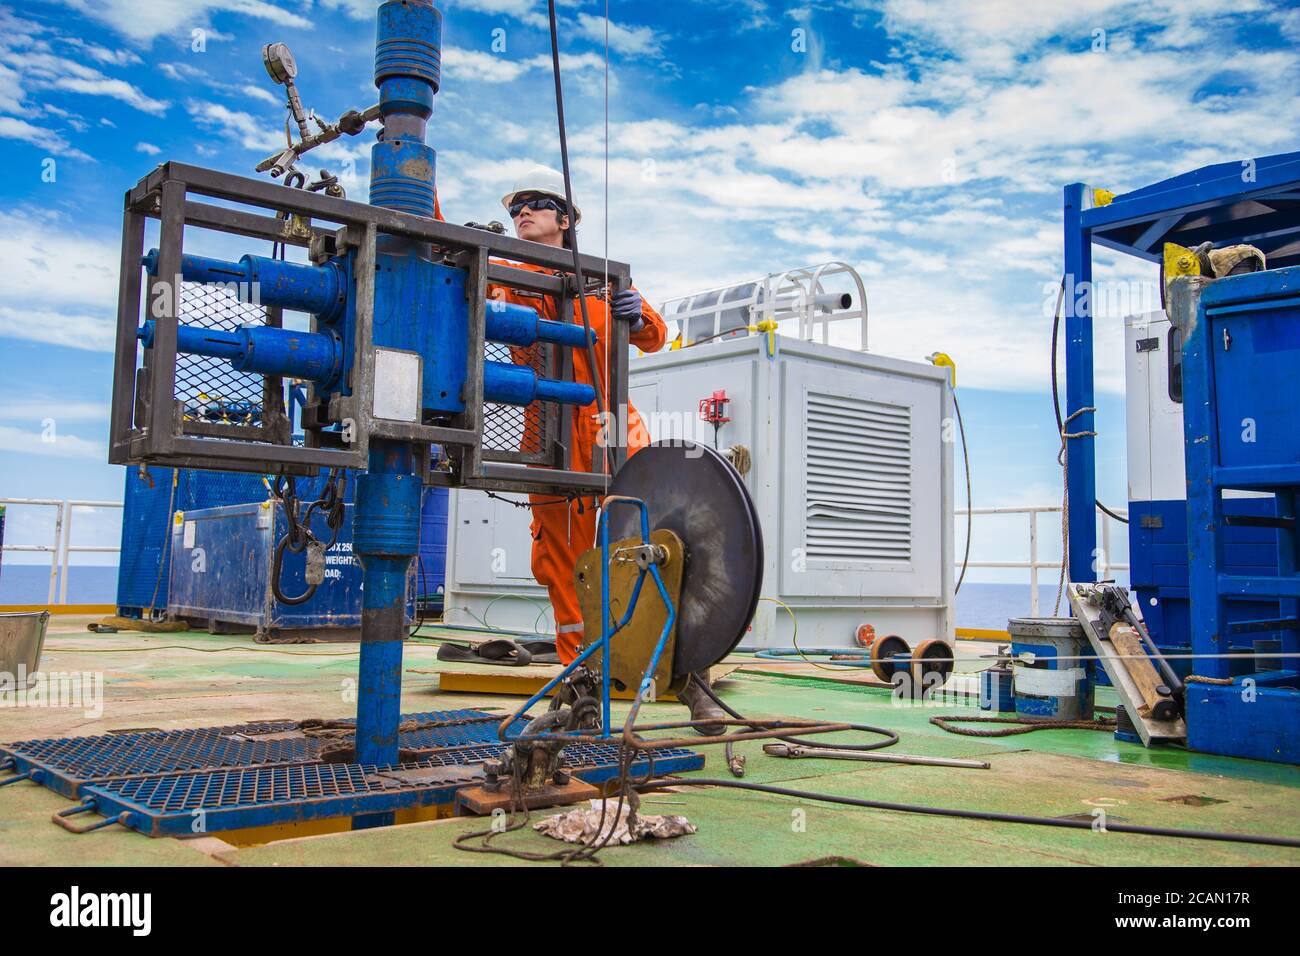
left=1178, top=267, right=1300, bottom=764
left=117, top=466, right=268, bottom=617
left=166, top=499, right=415, bottom=640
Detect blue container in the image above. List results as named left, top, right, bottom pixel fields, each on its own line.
left=166, top=500, right=414, bottom=640
left=117, top=466, right=268, bottom=616
left=1008, top=617, right=1095, bottom=720
left=418, top=487, right=447, bottom=602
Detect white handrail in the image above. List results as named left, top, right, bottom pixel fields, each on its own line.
left=955, top=503, right=1129, bottom=616
left=0, top=498, right=123, bottom=604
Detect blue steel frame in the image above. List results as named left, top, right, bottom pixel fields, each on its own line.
left=1062, top=151, right=1300, bottom=581
left=501, top=496, right=677, bottom=742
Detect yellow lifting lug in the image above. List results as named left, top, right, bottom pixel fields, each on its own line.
left=1093, top=187, right=1116, bottom=207
left=928, top=351, right=956, bottom=387
left=1163, top=242, right=1203, bottom=280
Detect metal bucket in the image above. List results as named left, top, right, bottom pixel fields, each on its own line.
left=1007, top=617, right=1094, bottom=720
left=0, top=611, right=50, bottom=690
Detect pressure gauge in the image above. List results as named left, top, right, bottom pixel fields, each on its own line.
left=262, top=42, right=298, bottom=85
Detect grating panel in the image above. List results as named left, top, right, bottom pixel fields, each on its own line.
left=804, top=392, right=913, bottom=563
left=73, top=742, right=703, bottom=837
left=0, top=709, right=506, bottom=798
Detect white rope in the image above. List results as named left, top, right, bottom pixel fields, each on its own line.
left=1055, top=406, right=1097, bottom=615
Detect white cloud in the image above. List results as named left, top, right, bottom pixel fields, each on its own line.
left=0, top=22, right=168, bottom=117
left=0, top=210, right=120, bottom=353
left=186, top=98, right=279, bottom=150
left=0, top=398, right=109, bottom=424
left=0, top=305, right=115, bottom=352
left=441, top=47, right=609, bottom=85
left=0, top=116, right=87, bottom=159
left=136, top=141, right=161, bottom=155
left=63, top=0, right=312, bottom=44
left=573, top=13, right=666, bottom=57
left=52, top=75, right=167, bottom=115
left=242, top=83, right=280, bottom=105
left=0, top=424, right=106, bottom=460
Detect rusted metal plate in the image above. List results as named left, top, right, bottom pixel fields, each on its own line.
left=455, top=777, right=599, bottom=816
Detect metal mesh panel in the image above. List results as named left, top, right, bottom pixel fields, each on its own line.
left=175, top=282, right=268, bottom=427
left=0, top=710, right=502, bottom=795
left=482, top=341, right=554, bottom=463
left=92, top=741, right=701, bottom=814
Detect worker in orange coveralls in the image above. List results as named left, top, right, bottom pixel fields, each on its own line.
left=486, top=165, right=726, bottom=732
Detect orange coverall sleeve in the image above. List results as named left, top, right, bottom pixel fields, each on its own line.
left=628, top=290, right=666, bottom=353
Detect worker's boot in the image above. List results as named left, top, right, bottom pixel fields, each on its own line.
left=679, top=670, right=728, bottom=736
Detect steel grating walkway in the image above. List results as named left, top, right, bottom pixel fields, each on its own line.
left=0, top=709, right=504, bottom=797
left=74, top=742, right=703, bottom=837
left=0, top=709, right=705, bottom=836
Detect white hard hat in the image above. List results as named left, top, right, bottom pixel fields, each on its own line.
left=501, top=164, right=581, bottom=224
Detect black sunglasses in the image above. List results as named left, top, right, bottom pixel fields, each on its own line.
left=509, top=196, right=567, bottom=218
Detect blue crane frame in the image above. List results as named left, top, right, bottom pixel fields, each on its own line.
left=1062, top=150, right=1300, bottom=583
left=1064, top=152, right=1300, bottom=764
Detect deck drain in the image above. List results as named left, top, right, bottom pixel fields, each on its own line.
left=1161, top=794, right=1228, bottom=807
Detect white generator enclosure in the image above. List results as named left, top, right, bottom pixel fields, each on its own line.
left=445, top=334, right=955, bottom=649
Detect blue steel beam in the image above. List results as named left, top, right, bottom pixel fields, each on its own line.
left=1080, top=151, right=1300, bottom=232
left=1062, top=182, right=1098, bottom=583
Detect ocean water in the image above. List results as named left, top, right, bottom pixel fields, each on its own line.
left=953, top=582, right=1076, bottom=630
left=1, top=563, right=1078, bottom=631
left=0, top=565, right=121, bottom=605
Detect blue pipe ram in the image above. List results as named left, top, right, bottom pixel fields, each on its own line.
left=487, top=302, right=596, bottom=349
left=483, top=360, right=595, bottom=406
left=138, top=320, right=343, bottom=384
left=144, top=251, right=592, bottom=353
left=140, top=320, right=594, bottom=407
left=142, top=249, right=347, bottom=323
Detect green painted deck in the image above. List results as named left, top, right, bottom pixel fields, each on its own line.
left=2, top=617, right=1298, bottom=866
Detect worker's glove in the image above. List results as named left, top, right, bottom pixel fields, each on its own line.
left=611, top=289, right=644, bottom=330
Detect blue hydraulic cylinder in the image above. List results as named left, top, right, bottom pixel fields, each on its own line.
left=487, top=301, right=595, bottom=349
left=141, top=318, right=589, bottom=408
left=484, top=361, right=595, bottom=407
left=138, top=320, right=342, bottom=385
left=143, top=249, right=347, bottom=323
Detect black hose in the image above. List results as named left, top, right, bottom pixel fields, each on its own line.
left=1050, top=274, right=1128, bottom=525
left=631, top=777, right=1300, bottom=849
left=953, top=391, right=972, bottom=593
left=547, top=0, right=614, bottom=480
left=697, top=679, right=898, bottom=752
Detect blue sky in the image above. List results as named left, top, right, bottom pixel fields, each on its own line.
left=0, top=0, right=1296, bottom=578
